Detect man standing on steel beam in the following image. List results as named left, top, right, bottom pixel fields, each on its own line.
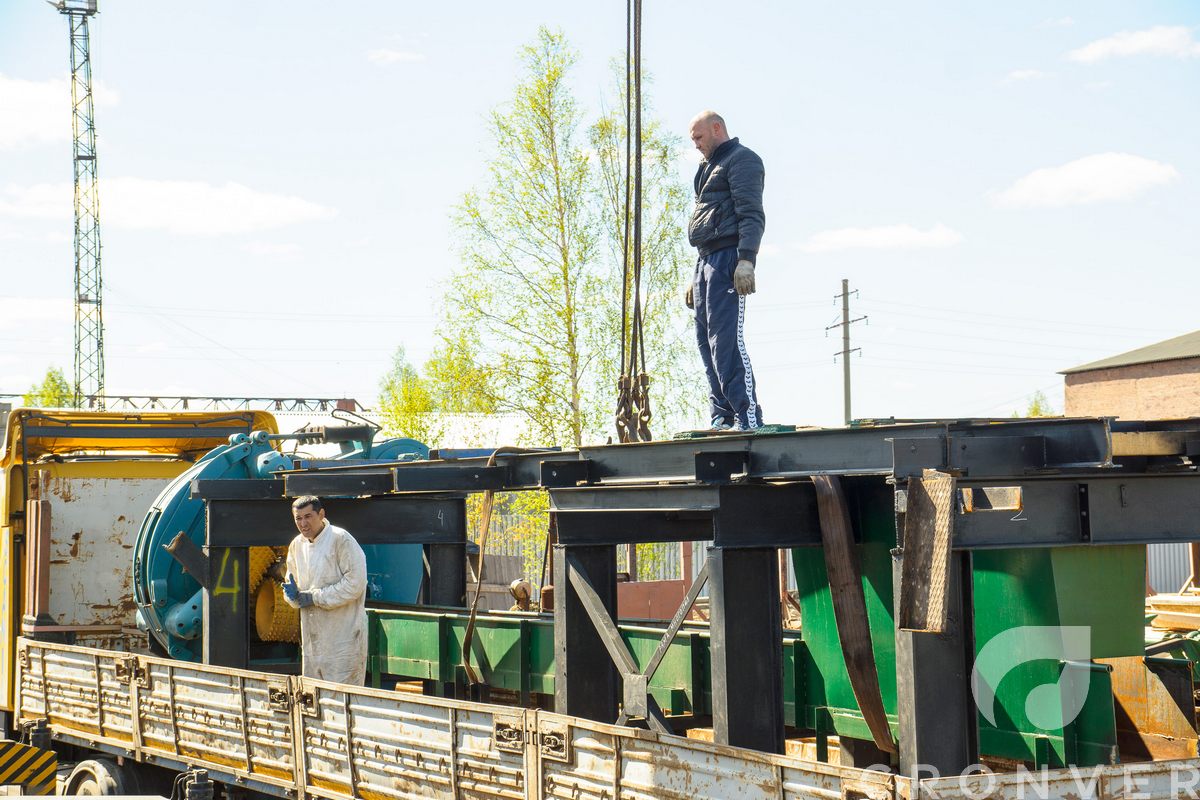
left=283, top=495, right=368, bottom=685
left=686, top=110, right=766, bottom=431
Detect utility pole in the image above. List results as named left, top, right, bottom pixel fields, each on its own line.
left=826, top=279, right=867, bottom=425
left=52, top=0, right=105, bottom=409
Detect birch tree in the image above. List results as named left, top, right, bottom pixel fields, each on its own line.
left=446, top=28, right=702, bottom=448
left=450, top=28, right=599, bottom=448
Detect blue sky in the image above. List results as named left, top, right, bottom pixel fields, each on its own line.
left=1, top=2, right=1197, bottom=431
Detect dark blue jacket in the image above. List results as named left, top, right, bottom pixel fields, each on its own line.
left=687, top=138, right=766, bottom=264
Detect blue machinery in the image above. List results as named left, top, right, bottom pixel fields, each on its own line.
left=133, top=425, right=429, bottom=661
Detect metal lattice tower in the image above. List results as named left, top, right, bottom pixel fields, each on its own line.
left=56, top=0, right=105, bottom=409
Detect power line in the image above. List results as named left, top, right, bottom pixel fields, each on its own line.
left=859, top=298, right=1180, bottom=337
left=973, top=381, right=1064, bottom=416
left=825, top=279, right=867, bottom=425
left=854, top=337, right=1104, bottom=362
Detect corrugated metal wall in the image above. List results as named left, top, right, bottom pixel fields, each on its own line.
left=1148, top=543, right=1191, bottom=594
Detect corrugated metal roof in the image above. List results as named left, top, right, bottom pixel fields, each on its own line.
left=1061, top=330, right=1200, bottom=374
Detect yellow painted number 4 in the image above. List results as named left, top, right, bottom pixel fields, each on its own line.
left=214, top=550, right=241, bottom=613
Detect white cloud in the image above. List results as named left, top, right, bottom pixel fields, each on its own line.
left=798, top=223, right=963, bottom=253
left=0, top=296, right=72, bottom=331
left=0, top=225, right=67, bottom=243
left=1039, top=17, right=1075, bottom=28
left=367, top=49, right=426, bottom=65
left=0, top=73, right=119, bottom=150
left=0, top=178, right=336, bottom=235
left=993, top=153, right=1179, bottom=209
left=242, top=241, right=303, bottom=258
left=1068, top=26, right=1200, bottom=63
left=1005, top=69, right=1048, bottom=82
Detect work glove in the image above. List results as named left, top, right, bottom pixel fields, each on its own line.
left=283, top=574, right=314, bottom=608
left=733, top=260, right=756, bottom=295
left=685, top=283, right=694, bottom=309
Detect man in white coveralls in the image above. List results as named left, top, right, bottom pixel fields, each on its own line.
left=282, top=495, right=368, bottom=685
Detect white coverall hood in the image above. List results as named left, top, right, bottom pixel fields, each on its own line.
left=285, top=522, right=368, bottom=685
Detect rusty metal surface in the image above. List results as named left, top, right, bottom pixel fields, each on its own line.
left=36, top=472, right=170, bottom=627
left=1100, top=656, right=1199, bottom=761
left=813, top=474, right=897, bottom=754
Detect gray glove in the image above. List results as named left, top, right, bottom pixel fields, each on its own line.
left=733, top=260, right=756, bottom=295
left=284, top=574, right=315, bottom=608
left=685, top=283, right=694, bottom=309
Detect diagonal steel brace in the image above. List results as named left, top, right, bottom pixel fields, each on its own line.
left=565, top=551, right=711, bottom=735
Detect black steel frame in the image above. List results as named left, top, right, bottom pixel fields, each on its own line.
left=194, top=482, right=468, bottom=671
left=191, top=417, right=1200, bottom=772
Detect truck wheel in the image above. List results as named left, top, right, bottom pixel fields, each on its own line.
left=63, top=759, right=136, bottom=795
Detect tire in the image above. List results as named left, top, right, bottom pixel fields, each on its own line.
left=63, top=758, right=137, bottom=796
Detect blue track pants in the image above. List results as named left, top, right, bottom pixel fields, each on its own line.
left=693, top=246, right=762, bottom=429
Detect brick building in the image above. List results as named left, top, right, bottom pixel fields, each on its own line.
left=1061, top=330, right=1200, bottom=419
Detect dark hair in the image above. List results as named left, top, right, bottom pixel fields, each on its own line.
left=291, top=495, right=323, bottom=513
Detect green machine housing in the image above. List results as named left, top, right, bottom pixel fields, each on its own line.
left=792, top=478, right=1148, bottom=768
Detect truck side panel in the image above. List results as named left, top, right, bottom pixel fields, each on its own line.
left=19, top=637, right=916, bottom=800
left=140, top=659, right=295, bottom=783
left=18, top=642, right=135, bottom=744
left=18, top=638, right=297, bottom=795
left=530, top=708, right=897, bottom=800
left=297, top=678, right=526, bottom=800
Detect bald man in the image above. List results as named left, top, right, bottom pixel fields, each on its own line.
left=686, top=111, right=765, bottom=431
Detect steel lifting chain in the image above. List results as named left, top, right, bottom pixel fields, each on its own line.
left=615, top=0, right=652, bottom=443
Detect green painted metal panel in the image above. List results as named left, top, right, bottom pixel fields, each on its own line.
left=791, top=478, right=899, bottom=737
left=972, top=545, right=1143, bottom=765
left=369, top=611, right=445, bottom=682
left=369, top=609, right=718, bottom=709
left=622, top=626, right=703, bottom=715
left=446, top=617, right=530, bottom=692
left=790, top=473, right=1141, bottom=767
left=367, top=607, right=805, bottom=724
